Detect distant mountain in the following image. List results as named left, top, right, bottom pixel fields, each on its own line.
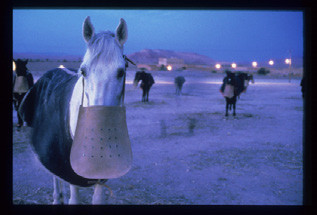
left=127, top=49, right=215, bottom=65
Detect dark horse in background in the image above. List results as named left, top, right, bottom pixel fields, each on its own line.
left=174, top=76, right=186, bottom=95
left=220, top=71, right=248, bottom=116
left=13, top=59, right=34, bottom=127
left=133, top=71, right=155, bottom=102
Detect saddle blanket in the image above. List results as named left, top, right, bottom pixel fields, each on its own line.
left=13, top=76, right=29, bottom=93
left=223, top=84, right=234, bottom=98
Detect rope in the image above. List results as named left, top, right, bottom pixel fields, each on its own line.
left=81, top=75, right=85, bottom=106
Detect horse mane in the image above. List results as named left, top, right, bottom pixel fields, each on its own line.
left=83, top=31, right=122, bottom=67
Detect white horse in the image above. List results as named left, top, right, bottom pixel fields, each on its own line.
left=19, top=16, right=128, bottom=204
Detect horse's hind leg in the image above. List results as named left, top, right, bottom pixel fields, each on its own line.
left=146, top=90, right=149, bottom=102
left=69, top=184, right=81, bottom=204
left=53, top=176, right=64, bottom=204
left=233, top=102, right=236, bottom=116
left=92, top=183, right=107, bottom=204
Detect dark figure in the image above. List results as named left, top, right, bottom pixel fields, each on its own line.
left=174, top=76, right=186, bottom=95
left=12, top=59, right=34, bottom=127
left=300, top=76, right=306, bottom=98
left=133, top=71, right=155, bottom=102
left=240, top=73, right=254, bottom=93
left=220, top=71, right=245, bottom=116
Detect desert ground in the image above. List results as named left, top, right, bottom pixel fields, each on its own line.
left=13, top=68, right=303, bottom=205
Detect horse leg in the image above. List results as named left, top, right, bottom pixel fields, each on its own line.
left=53, top=176, right=63, bottom=204
left=225, top=99, right=229, bottom=116
left=61, top=180, right=67, bottom=204
left=69, top=184, right=81, bottom=204
left=142, top=89, right=146, bottom=102
left=146, top=89, right=149, bottom=102
left=233, top=101, right=236, bottom=116
left=92, top=183, right=107, bottom=205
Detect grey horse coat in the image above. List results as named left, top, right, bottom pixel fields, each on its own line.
left=19, top=68, right=101, bottom=187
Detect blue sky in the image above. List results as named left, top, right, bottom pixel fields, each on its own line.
left=13, top=9, right=303, bottom=62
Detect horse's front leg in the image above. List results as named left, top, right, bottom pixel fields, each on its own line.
left=233, top=101, right=236, bottom=116
left=179, top=85, right=183, bottom=95
left=142, top=89, right=146, bottom=102
left=53, top=176, right=63, bottom=204
left=92, top=183, right=107, bottom=204
left=69, top=184, right=81, bottom=204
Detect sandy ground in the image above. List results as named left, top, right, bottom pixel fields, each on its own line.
left=12, top=70, right=303, bottom=205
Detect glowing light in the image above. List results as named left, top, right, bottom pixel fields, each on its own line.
left=13, top=61, right=16, bottom=71
left=231, top=63, right=237, bottom=69
left=268, top=60, right=274, bottom=66
left=58, top=65, right=65, bottom=68
left=252, top=61, right=258, bottom=67
left=215, top=64, right=221, bottom=69
left=285, top=59, right=291, bottom=64
left=167, top=65, right=172, bottom=71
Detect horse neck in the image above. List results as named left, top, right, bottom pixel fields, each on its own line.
left=16, top=69, right=27, bottom=76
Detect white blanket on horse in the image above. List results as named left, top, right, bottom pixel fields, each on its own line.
left=223, top=84, right=234, bottom=98
left=13, top=76, right=29, bottom=93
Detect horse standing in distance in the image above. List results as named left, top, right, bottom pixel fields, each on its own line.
left=220, top=71, right=246, bottom=116
left=12, top=59, right=34, bottom=128
left=19, top=16, right=129, bottom=204
left=174, top=76, right=186, bottom=95
left=133, top=71, right=155, bottom=102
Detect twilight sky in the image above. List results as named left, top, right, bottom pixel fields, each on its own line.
left=13, top=9, right=303, bottom=62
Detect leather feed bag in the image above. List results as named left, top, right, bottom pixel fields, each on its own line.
left=70, top=68, right=132, bottom=179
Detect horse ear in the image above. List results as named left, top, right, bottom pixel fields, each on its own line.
left=115, top=18, right=128, bottom=46
left=83, top=16, right=95, bottom=43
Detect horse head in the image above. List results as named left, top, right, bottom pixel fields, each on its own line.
left=225, top=71, right=235, bottom=86
left=133, top=71, right=145, bottom=87
left=69, top=17, right=128, bottom=138
left=13, top=59, right=28, bottom=76
left=79, top=16, right=128, bottom=106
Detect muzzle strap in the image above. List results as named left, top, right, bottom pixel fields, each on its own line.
left=81, top=75, right=85, bottom=106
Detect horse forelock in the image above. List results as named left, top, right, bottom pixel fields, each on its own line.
left=15, top=61, right=28, bottom=76
left=83, top=31, right=123, bottom=70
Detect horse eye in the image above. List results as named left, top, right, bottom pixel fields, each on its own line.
left=117, top=68, right=125, bottom=78
left=80, top=67, right=87, bottom=77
